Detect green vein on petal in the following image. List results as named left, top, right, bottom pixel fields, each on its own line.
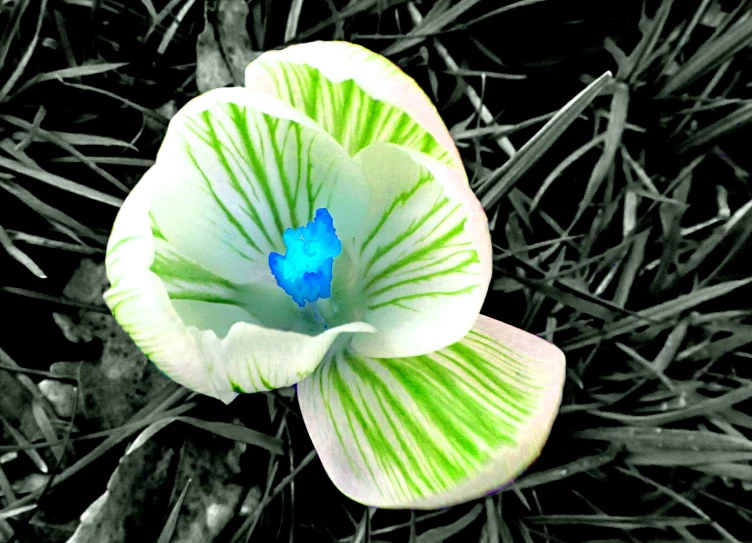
left=298, top=315, right=566, bottom=509
left=244, top=43, right=460, bottom=170
left=150, top=87, right=370, bottom=287
left=105, top=164, right=378, bottom=403
left=349, top=143, right=492, bottom=359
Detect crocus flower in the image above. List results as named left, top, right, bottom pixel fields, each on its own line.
left=104, top=41, right=566, bottom=509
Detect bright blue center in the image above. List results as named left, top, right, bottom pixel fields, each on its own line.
left=268, top=208, right=342, bottom=308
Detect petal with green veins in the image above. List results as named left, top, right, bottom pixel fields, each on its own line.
left=244, top=41, right=464, bottom=178
left=150, top=87, right=370, bottom=288
left=297, top=315, right=566, bottom=509
left=349, top=143, right=492, bottom=358
left=105, top=165, right=377, bottom=404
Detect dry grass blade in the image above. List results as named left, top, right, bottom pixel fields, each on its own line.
left=452, top=111, right=556, bottom=141
left=0, top=386, right=190, bottom=516
left=678, top=324, right=752, bottom=363
left=11, top=63, right=128, bottom=98
left=383, top=0, right=484, bottom=56
left=157, top=0, right=196, bottom=55
left=0, top=0, right=32, bottom=69
left=283, top=0, right=305, bottom=42
left=562, top=277, right=752, bottom=349
left=477, top=72, right=613, bottom=210
left=485, top=497, right=500, bottom=543
left=0, top=414, right=47, bottom=474
left=0, top=464, right=15, bottom=504
left=626, top=450, right=752, bottom=466
left=652, top=318, right=690, bottom=372
left=156, top=478, right=192, bottom=543
left=138, top=0, right=157, bottom=19
left=0, top=505, right=36, bottom=522
left=407, top=5, right=515, bottom=158
left=1, top=114, right=129, bottom=192
left=0, top=156, right=122, bottom=207
left=452, top=0, right=551, bottom=31
left=0, top=223, right=46, bottom=278
left=30, top=401, right=64, bottom=462
left=524, top=515, right=706, bottom=528
left=0, top=180, right=103, bottom=240
left=511, top=447, right=620, bottom=490
left=529, top=133, right=607, bottom=212
left=174, top=416, right=283, bottom=454
left=144, top=0, right=185, bottom=39
left=676, top=199, right=752, bottom=277
left=574, top=427, right=752, bottom=451
left=290, top=0, right=382, bottom=43
left=613, top=229, right=649, bottom=307
left=619, top=467, right=743, bottom=543
left=39, top=132, right=137, bottom=149
left=658, top=11, right=752, bottom=97
left=59, top=81, right=170, bottom=125
left=674, top=101, right=752, bottom=154
left=692, top=463, right=752, bottom=482
left=416, top=504, right=483, bottom=543
left=569, top=83, right=629, bottom=228
left=625, top=0, right=674, bottom=83
left=0, top=0, right=47, bottom=103
left=5, top=231, right=103, bottom=254
left=229, top=449, right=317, bottom=543
left=593, top=383, right=752, bottom=426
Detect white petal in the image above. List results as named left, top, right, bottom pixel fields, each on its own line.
left=298, top=315, right=566, bottom=508
left=244, top=41, right=464, bottom=177
left=348, top=143, right=492, bottom=358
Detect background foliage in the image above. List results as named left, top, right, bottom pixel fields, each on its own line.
left=0, top=0, right=751, bottom=541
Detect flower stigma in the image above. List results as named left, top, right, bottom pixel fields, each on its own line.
left=268, top=208, right=342, bottom=327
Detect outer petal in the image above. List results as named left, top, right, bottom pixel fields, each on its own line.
left=150, top=87, right=370, bottom=288
left=244, top=41, right=464, bottom=178
left=104, top=167, right=376, bottom=404
left=297, top=315, right=566, bottom=509
left=349, top=143, right=492, bottom=358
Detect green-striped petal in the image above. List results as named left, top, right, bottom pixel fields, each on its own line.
left=244, top=41, right=464, bottom=178
left=151, top=87, right=371, bottom=291
left=104, top=166, right=377, bottom=404
left=297, top=314, right=566, bottom=509
left=349, top=143, right=492, bottom=358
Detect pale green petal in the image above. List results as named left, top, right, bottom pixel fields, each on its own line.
left=348, top=143, right=492, bottom=358
left=244, top=41, right=464, bottom=176
left=105, top=166, right=377, bottom=403
left=297, top=315, right=566, bottom=509
left=151, top=87, right=370, bottom=287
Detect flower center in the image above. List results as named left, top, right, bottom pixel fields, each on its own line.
left=268, top=208, right=342, bottom=315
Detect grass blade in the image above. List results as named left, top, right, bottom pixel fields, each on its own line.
left=478, top=71, right=613, bottom=210
left=156, top=478, right=192, bottom=543
left=563, top=277, right=752, bottom=349
left=0, top=223, right=46, bottom=278
left=0, top=156, right=122, bottom=207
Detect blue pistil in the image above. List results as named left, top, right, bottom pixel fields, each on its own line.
left=268, top=208, right=342, bottom=309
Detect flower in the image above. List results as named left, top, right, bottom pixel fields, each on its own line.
left=104, top=41, right=566, bottom=509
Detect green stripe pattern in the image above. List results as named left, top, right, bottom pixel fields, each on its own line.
left=298, top=328, right=549, bottom=506
left=251, top=60, right=455, bottom=167
left=150, top=94, right=369, bottom=288
left=351, top=144, right=483, bottom=352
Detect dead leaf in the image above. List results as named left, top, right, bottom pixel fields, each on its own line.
left=195, top=0, right=261, bottom=93
left=53, top=259, right=171, bottom=429
left=66, top=423, right=246, bottom=543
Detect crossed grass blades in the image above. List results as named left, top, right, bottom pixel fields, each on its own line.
left=1, top=0, right=751, bottom=541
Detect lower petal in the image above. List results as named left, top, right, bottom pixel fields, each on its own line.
left=297, top=314, right=566, bottom=509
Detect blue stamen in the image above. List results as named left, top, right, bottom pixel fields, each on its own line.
left=268, top=208, right=342, bottom=308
